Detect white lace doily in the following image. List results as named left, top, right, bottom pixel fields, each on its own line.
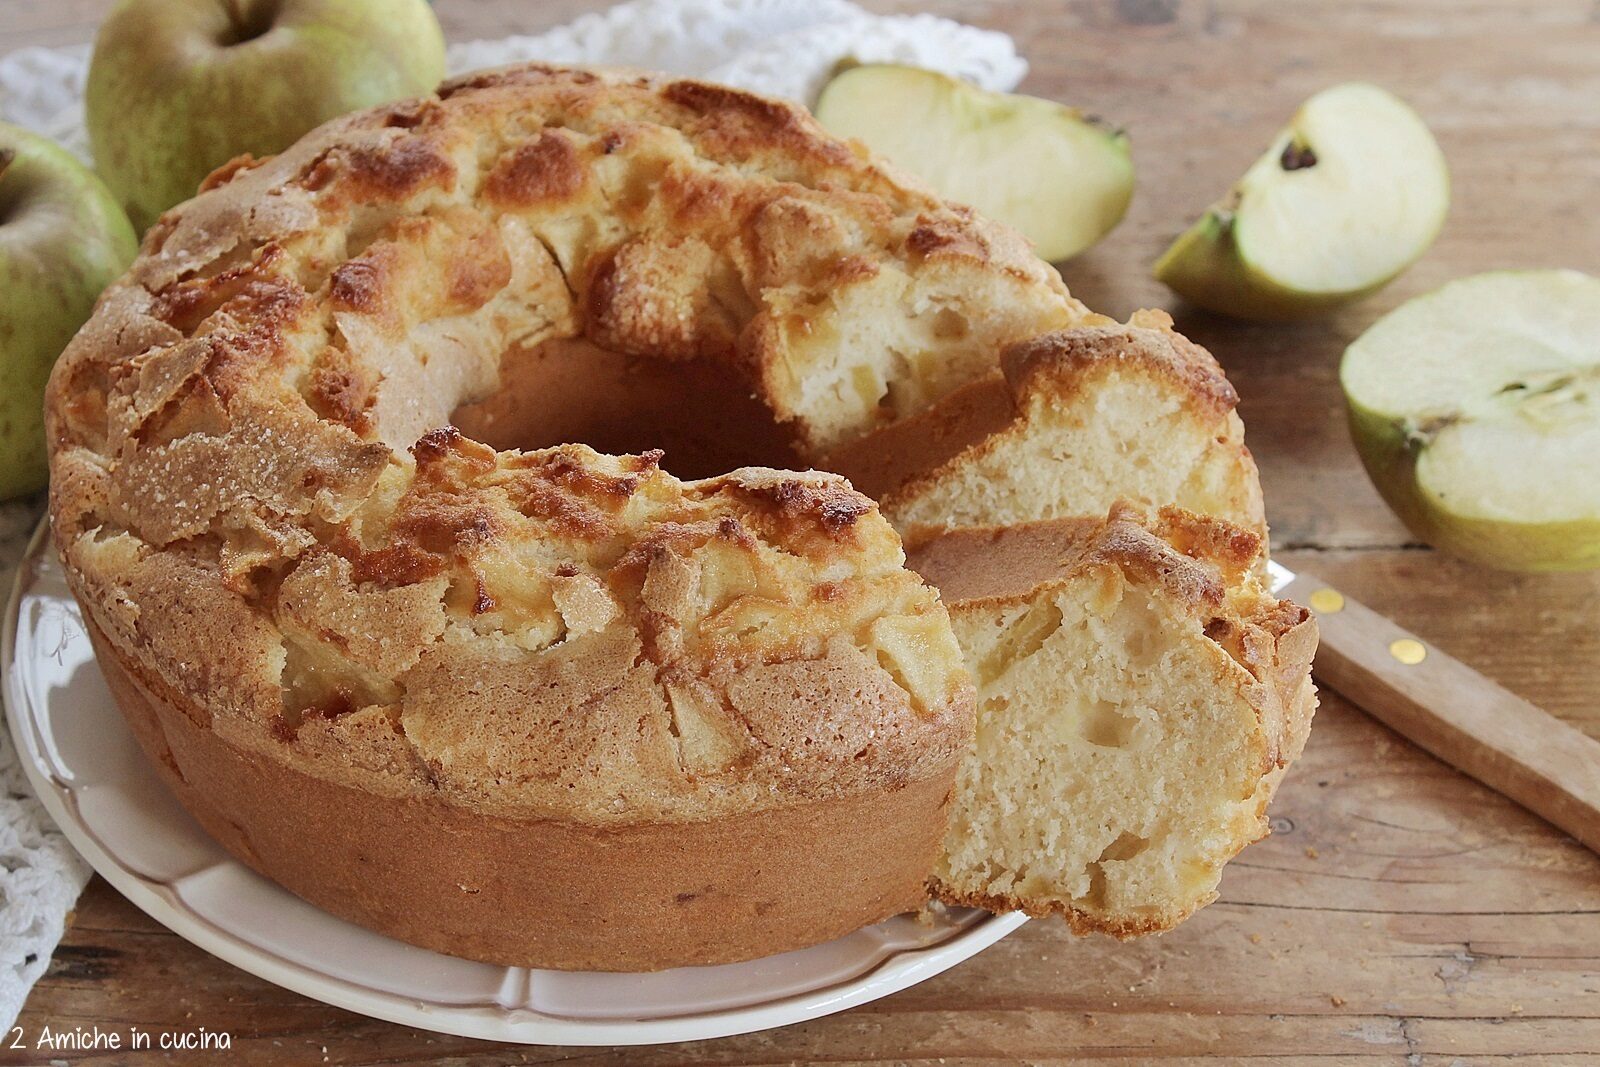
left=0, top=500, right=78, bottom=1030
left=0, top=0, right=1023, bottom=1028
left=0, top=0, right=1025, bottom=166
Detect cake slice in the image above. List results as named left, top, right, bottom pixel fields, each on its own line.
left=908, top=505, right=1317, bottom=934
left=824, top=311, right=1266, bottom=543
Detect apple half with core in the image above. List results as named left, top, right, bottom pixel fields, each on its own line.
left=87, top=0, right=448, bottom=232
left=1155, top=83, right=1449, bottom=320
left=0, top=123, right=138, bottom=500
left=1342, top=270, right=1600, bottom=573
left=814, top=64, right=1133, bottom=262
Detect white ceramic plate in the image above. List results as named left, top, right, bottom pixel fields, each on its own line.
left=4, top=523, right=1024, bottom=1045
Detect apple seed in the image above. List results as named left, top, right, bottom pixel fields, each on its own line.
left=1279, top=142, right=1318, bottom=171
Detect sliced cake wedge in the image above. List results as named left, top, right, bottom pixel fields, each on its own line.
left=908, top=505, right=1317, bottom=934
left=825, top=311, right=1266, bottom=543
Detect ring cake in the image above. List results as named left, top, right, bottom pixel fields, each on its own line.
left=46, top=64, right=1316, bottom=970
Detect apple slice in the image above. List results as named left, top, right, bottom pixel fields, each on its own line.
left=814, top=64, right=1133, bottom=262
left=1155, top=83, right=1449, bottom=320
left=1342, top=270, right=1600, bottom=572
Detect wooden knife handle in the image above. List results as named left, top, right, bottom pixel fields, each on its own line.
left=1277, top=569, right=1600, bottom=854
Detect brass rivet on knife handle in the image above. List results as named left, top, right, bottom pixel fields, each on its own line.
left=1275, top=566, right=1600, bottom=857
left=1389, top=638, right=1427, bottom=665
left=1309, top=588, right=1345, bottom=614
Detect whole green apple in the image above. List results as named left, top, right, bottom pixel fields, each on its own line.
left=87, top=0, right=447, bottom=232
left=0, top=124, right=138, bottom=501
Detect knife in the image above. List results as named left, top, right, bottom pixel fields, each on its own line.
left=1267, top=559, right=1600, bottom=855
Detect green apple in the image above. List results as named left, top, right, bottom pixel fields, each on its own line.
left=1155, top=83, right=1449, bottom=320
left=814, top=64, right=1133, bottom=262
left=1342, top=270, right=1600, bottom=573
left=0, top=124, right=138, bottom=501
left=87, top=0, right=447, bottom=232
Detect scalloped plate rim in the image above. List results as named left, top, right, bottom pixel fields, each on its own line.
left=4, top=519, right=1025, bottom=1046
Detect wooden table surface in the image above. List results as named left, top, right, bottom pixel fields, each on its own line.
left=4, top=1, right=1599, bottom=1063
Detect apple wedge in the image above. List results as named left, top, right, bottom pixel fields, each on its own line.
left=814, top=64, right=1133, bottom=262
left=1342, top=270, right=1600, bottom=572
left=1155, top=83, right=1448, bottom=320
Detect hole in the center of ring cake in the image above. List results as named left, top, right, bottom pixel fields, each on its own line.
left=449, top=336, right=808, bottom=480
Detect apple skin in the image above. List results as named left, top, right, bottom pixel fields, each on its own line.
left=87, top=0, right=447, bottom=232
left=0, top=124, right=138, bottom=501
left=1346, top=397, right=1600, bottom=574
left=1155, top=83, right=1449, bottom=322
left=1344, top=270, right=1600, bottom=574
left=814, top=64, right=1133, bottom=263
left=1153, top=208, right=1399, bottom=322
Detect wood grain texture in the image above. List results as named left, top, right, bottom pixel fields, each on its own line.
left=4, top=0, right=1600, bottom=1062
left=1277, top=567, right=1600, bottom=855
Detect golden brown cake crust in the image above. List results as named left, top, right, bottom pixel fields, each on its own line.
left=43, top=61, right=1310, bottom=965
left=39, top=64, right=1091, bottom=969
left=999, top=311, right=1241, bottom=421
left=91, top=620, right=955, bottom=970
left=45, top=64, right=1006, bottom=828
left=907, top=503, right=1265, bottom=606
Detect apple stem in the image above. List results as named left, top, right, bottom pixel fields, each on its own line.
left=0, top=148, right=14, bottom=225
left=220, top=0, right=248, bottom=39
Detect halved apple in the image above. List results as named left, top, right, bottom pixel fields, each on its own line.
left=814, top=64, right=1133, bottom=262
left=1342, top=270, right=1600, bottom=572
left=1155, top=83, right=1449, bottom=320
